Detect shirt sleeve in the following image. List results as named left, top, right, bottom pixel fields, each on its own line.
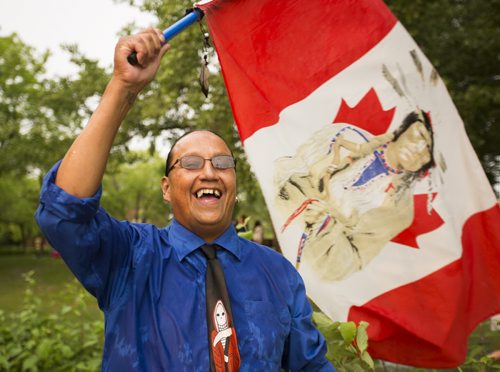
left=282, top=267, right=336, bottom=371
left=35, top=161, right=136, bottom=311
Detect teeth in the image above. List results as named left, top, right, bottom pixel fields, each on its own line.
left=196, top=189, right=221, bottom=198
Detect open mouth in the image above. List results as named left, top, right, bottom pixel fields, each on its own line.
left=195, top=188, right=222, bottom=199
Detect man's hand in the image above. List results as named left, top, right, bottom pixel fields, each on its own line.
left=55, top=28, right=170, bottom=198
left=112, top=28, right=170, bottom=95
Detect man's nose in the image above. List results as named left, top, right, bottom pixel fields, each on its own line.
left=199, top=159, right=217, bottom=178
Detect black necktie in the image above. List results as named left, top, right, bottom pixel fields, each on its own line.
left=201, top=244, right=241, bottom=372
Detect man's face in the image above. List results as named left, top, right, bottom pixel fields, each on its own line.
left=161, top=131, right=236, bottom=242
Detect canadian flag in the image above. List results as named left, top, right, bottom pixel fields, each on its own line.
left=196, top=0, right=500, bottom=367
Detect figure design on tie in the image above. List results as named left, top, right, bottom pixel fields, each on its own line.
left=211, top=300, right=240, bottom=371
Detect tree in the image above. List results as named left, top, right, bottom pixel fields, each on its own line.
left=0, top=34, right=110, bottom=248
left=0, top=176, right=40, bottom=247
left=101, top=153, right=170, bottom=226
left=385, top=0, right=500, bottom=189
left=0, top=33, right=47, bottom=176
left=0, top=34, right=110, bottom=176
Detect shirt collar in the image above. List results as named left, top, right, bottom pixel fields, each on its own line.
left=168, top=219, right=242, bottom=262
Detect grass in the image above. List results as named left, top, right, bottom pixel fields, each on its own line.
left=0, top=253, right=101, bottom=320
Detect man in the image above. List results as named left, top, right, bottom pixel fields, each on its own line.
left=35, top=28, right=334, bottom=371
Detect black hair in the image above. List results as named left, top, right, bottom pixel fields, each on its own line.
left=164, top=130, right=235, bottom=176
left=392, top=110, right=435, bottom=175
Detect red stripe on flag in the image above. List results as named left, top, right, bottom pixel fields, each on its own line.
left=198, top=0, right=396, bottom=142
left=348, top=204, right=500, bottom=368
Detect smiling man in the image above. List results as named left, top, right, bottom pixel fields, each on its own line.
left=161, top=131, right=237, bottom=243
left=35, top=28, right=333, bottom=371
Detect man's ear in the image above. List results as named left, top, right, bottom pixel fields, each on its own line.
left=161, top=176, right=171, bottom=202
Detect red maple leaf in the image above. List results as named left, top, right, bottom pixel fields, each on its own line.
left=391, top=193, right=444, bottom=248
left=332, top=88, right=395, bottom=135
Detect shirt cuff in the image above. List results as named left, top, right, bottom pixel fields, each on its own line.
left=38, top=160, right=103, bottom=223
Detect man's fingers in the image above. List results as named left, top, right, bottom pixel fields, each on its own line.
left=135, top=32, right=155, bottom=65
left=131, top=28, right=165, bottom=66
left=154, top=28, right=166, bottom=45
left=112, top=27, right=169, bottom=90
left=140, top=33, right=156, bottom=64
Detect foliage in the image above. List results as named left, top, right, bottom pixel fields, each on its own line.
left=457, top=356, right=500, bottom=371
left=1, top=262, right=498, bottom=371
left=0, top=33, right=48, bottom=176
left=314, top=309, right=500, bottom=371
left=313, top=311, right=374, bottom=371
left=0, top=271, right=104, bottom=371
left=0, top=175, right=40, bottom=247
left=1, top=270, right=377, bottom=371
left=385, top=0, right=500, bottom=189
left=101, top=152, right=170, bottom=225
left=0, top=33, right=109, bottom=247
left=458, top=319, right=500, bottom=371
left=0, top=34, right=109, bottom=177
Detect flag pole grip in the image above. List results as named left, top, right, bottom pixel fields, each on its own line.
left=127, top=8, right=204, bottom=66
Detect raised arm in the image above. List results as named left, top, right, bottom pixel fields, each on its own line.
left=55, top=28, right=170, bottom=197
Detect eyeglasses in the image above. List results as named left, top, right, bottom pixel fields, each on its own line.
left=166, top=155, right=236, bottom=175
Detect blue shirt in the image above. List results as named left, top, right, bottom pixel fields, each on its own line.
left=35, top=162, right=334, bottom=371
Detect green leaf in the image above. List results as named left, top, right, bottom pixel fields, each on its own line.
left=339, top=322, right=356, bottom=344
left=25, top=340, right=36, bottom=350
left=61, top=305, right=72, bottom=315
left=312, top=311, right=340, bottom=341
left=312, top=311, right=333, bottom=328
left=360, top=350, right=374, bottom=369
left=0, top=354, right=10, bottom=370
left=343, top=362, right=366, bottom=372
left=86, top=357, right=102, bottom=370
left=35, top=339, right=52, bottom=360
left=21, top=355, right=38, bottom=371
left=8, top=346, right=22, bottom=358
left=356, top=321, right=369, bottom=353
left=60, top=344, right=73, bottom=358
left=82, top=340, right=98, bottom=349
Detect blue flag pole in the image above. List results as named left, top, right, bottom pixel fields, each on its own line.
left=127, top=8, right=204, bottom=66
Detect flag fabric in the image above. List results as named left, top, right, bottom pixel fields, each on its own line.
left=196, top=0, right=500, bottom=367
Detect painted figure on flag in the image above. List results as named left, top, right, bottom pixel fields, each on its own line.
left=210, top=300, right=240, bottom=372
left=275, top=108, right=436, bottom=281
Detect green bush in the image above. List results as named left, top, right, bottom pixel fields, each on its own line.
left=0, top=271, right=103, bottom=371
left=2, top=270, right=498, bottom=371
left=313, top=310, right=500, bottom=371
left=313, top=311, right=374, bottom=371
